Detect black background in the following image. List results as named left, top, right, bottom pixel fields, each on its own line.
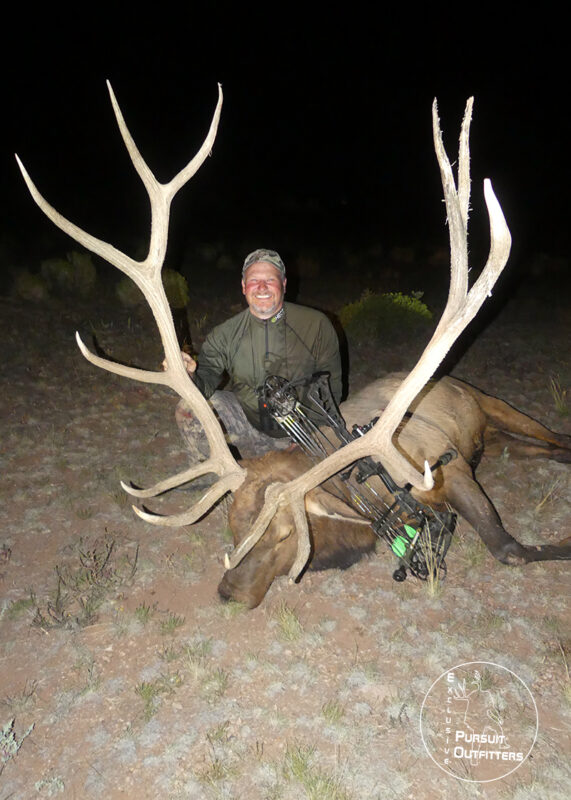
left=2, top=9, right=568, bottom=279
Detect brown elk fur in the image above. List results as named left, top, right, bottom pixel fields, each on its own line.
left=218, top=374, right=571, bottom=608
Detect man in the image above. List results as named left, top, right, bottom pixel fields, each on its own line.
left=176, top=248, right=342, bottom=458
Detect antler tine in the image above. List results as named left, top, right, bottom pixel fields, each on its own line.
left=105, top=80, right=224, bottom=267
left=360, top=99, right=510, bottom=485
left=17, top=83, right=246, bottom=520
left=225, top=97, right=511, bottom=580
left=433, top=97, right=471, bottom=319
left=120, top=462, right=213, bottom=499
left=133, top=470, right=245, bottom=527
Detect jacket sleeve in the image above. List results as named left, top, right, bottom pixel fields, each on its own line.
left=193, top=326, right=230, bottom=399
left=317, top=317, right=343, bottom=404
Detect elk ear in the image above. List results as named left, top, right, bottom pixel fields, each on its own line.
left=305, top=489, right=371, bottom=525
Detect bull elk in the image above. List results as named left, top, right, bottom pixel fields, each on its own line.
left=220, top=375, right=571, bottom=606
left=17, top=85, right=571, bottom=609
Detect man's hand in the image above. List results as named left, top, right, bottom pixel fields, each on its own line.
left=181, top=351, right=197, bottom=375
left=163, top=351, right=197, bottom=375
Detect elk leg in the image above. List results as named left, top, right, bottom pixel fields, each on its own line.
left=484, top=429, right=571, bottom=463
left=445, top=471, right=571, bottom=564
left=479, top=394, right=571, bottom=458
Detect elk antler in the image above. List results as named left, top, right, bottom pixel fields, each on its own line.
left=17, top=82, right=247, bottom=523
left=225, top=97, right=512, bottom=580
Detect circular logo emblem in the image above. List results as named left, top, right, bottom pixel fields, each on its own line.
left=420, top=661, right=538, bottom=782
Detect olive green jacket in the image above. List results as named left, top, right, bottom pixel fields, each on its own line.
left=194, top=302, right=342, bottom=433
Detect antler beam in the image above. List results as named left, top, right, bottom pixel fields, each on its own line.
left=17, top=82, right=247, bottom=521
left=225, top=97, right=512, bottom=580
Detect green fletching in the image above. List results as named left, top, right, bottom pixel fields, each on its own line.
left=391, top=536, right=408, bottom=558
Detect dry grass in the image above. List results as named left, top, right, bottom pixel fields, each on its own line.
left=418, top=520, right=447, bottom=597
left=534, top=477, right=563, bottom=513
left=549, top=375, right=569, bottom=416
left=283, top=742, right=351, bottom=800
left=273, top=601, right=305, bottom=641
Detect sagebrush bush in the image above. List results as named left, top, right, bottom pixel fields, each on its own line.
left=162, top=269, right=190, bottom=309
left=339, top=290, right=433, bottom=343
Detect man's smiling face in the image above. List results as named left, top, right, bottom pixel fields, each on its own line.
left=242, top=262, right=286, bottom=320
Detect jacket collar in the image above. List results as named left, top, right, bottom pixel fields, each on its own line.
left=248, top=304, right=286, bottom=325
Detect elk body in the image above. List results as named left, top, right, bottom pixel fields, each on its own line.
left=18, top=84, right=570, bottom=611
left=219, top=374, right=571, bottom=607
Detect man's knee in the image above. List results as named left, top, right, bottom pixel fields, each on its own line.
left=175, top=392, right=290, bottom=460
left=174, top=399, right=209, bottom=459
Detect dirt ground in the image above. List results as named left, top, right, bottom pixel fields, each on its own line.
left=0, top=268, right=570, bottom=799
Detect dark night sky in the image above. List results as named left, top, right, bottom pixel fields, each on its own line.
left=2, top=11, right=569, bottom=278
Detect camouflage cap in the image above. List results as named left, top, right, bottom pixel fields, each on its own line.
left=242, top=248, right=286, bottom=278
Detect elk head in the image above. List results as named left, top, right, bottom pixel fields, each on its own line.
left=17, top=87, right=511, bottom=598
left=218, top=449, right=376, bottom=608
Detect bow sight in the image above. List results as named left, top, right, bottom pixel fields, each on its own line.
left=259, top=373, right=457, bottom=582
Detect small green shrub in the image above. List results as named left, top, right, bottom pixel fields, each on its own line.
left=12, top=269, right=50, bottom=303
left=339, top=290, right=433, bottom=343
left=116, top=268, right=189, bottom=309
left=162, top=268, right=190, bottom=309
left=160, top=612, right=186, bottom=635
left=135, top=673, right=181, bottom=721
left=68, top=251, right=97, bottom=296
left=41, top=251, right=96, bottom=297
left=116, top=277, right=145, bottom=308
left=134, top=602, right=156, bottom=625
left=283, top=742, right=350, bottom=799
left=12, top=251, right=97, bottom=303
left=200, top=667, right=229, bottom=703
left=40, top=257, right=73, bottom=292
left=274, top=602, right=304, bottom=641
left=321, top=699, right=345, bottom=724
